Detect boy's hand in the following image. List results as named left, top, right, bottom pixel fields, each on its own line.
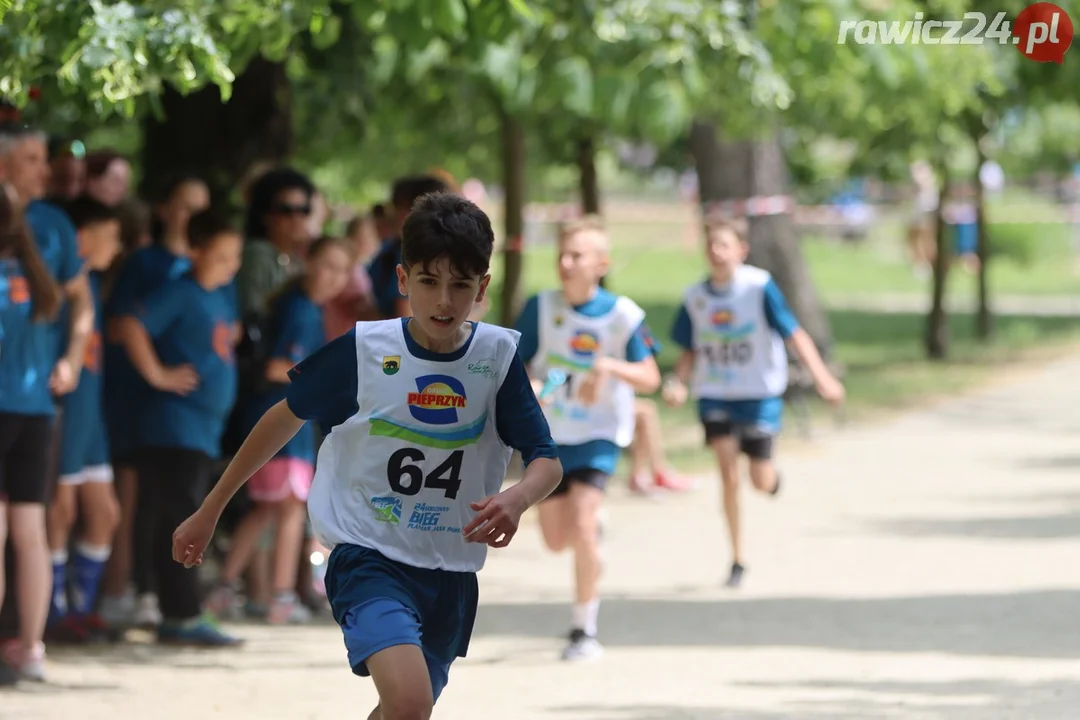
left=172, top=507, right=219, bottom=569
left=578, top=358, right=611, bottom=406
left=816, top=375, right=846, bottom=405
left=463, top=487, right=528, bottom=548
left=49, top=358, right=79, bottom=395
left=152, top=364, right=199, bottom=394
left=662, top=377, right=688, bottom=407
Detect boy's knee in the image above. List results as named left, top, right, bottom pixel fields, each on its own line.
left=380, top=694, right=433, bottom=720
left=50, top=493, right=78, bottom=532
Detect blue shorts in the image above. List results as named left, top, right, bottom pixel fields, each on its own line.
left=59, top=386, right=111, bottom=484
left=698, top=397, right=784, bottom=436
left=324, top=544, right=479, bottom=703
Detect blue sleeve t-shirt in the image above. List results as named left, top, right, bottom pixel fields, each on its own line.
left=366, top=238, right=405, bottom=318
left=25, top=199, right=83, bottom=371
left=285, top=319, right=557, bottom=467
left=0, top=258, right=57, bottom=415
left=515, top=288, right=659, bottom=475
left=134, top=274, right=238, bottom=457
left=246, top=285, right=327, bottom=464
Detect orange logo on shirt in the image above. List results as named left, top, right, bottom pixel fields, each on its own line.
left=9, top=276, right=29, bottom=305
left=83, top=330, right=102, bottom=374
left=212, top=321, right=234, bottom=363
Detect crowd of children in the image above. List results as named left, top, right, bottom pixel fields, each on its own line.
left=0, top=120, right=844, bottom=712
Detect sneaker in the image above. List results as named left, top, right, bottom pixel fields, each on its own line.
left=45, top=615, right=90, bottom=645
left=725, top=562, right=746, bottom=589
left=561, top=628, right=603, bottom=662
left=1, top=641, right=46, bottom=682
left=133, top=593, right=162, bottom=629
left=267, top=593, right=312, bottom=626
left=99, top=590, right=136, bottom=628
left=655, top=471, right=697, bottom=492
left=157, top=616, right=244, bottom=648
left=204, top=583, right=241, bottom=620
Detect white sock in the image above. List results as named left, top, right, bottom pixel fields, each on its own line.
left=572, top=599, right=600, bottom=637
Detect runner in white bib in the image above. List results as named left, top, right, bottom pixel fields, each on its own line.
left=516, top=216, right=661, bottom=662
left=663, top=218, right=845, bottom=588
left=172, top=193, right=562, bottom=718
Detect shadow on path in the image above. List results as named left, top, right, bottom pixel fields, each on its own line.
left=476, top=590, right=1080, bottom=661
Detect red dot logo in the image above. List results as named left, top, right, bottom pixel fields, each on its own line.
left=1013, top=3, right=1074, bottom=63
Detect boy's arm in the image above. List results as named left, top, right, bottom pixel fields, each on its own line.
left=592, top=320, right=662, bottom=394
left=511, top=294, right=542, bottom=393
left=463, top=348, right=562, bottom=547
left=174, top=330, right=361, bottom=567
left=117, top=287, right=198, bottom=393
left=198, top=400, right=306, bottom=520
left=669, top=303, right=696, bottom=384
left=763, top=279, right=845, bottom=403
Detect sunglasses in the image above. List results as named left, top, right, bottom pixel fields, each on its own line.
left=272, top=203, right=311, bottom=217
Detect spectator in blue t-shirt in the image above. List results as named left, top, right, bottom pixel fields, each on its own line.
left=117, top=208, right=243, bottom=647
left=366, top=175, right=450, bottom=319
left=205, top=235, right=353, bottom=625
left=0, top=125, right=93, bottom=681
left=0, top=182, right=64, bottom=681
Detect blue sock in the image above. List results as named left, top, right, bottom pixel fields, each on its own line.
left=49, top=551, right=69, bottom=624
left=71, top=542, right=112, bottom=617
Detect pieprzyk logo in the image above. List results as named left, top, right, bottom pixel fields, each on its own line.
left=569, top=330, right=600, bottom=360
left=837, top=4, right=1074, bottom=64
left=407, top=374, right=468, bottom=425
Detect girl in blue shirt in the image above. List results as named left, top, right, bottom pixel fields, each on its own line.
left=205, top=236, right=353, bottom=625
left=0, top=185, right=63, bottom=680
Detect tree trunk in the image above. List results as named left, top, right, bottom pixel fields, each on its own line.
left=577, top=134, right=601, bottom=215
left=498, top=109, right=526, bottom=328
left=688, top=119, right=834, bottom=358
left=925, top=160, right=951, bottom=359
left=974, top=142, right=992, bottom=340
left=140, top=57, right=293, bottom=206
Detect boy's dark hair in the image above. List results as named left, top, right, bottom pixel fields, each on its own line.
left=391, top=175, right=451, bottom=213
left=188, top=208, right=238, bottom=249
left=401, top=193, right=494, bottom=278
left=63, top=195, right=118, bottom=231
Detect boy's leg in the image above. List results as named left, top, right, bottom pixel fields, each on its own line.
left=71, top=470, right=119, bottom=618
left=46, top=482, right=78, bottom=624
left=537, top=477, right=573, bottom=552
left=705, top=417, right=744, bottom=586
left=743, top=399, right=784, bottom=496
left=139, top=448, right=239, bottom=646
left=365, top=644, right=434, bottom=720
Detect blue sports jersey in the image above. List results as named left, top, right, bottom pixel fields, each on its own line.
left=103, top=244, right=192, bottom=457
left=366, top=238, right=404, bottom=318
left=285, top=319, right=557, bottom=466
left=59, top=272, right=110, bottom=475
left=134, top=273, right=238, bottom=457
left=514, top=288, right=660, bottom=475
left=0, top=257, right=57, bottom=415
left=245, top=285, right=327, bottom=463
left=26, top=200, right=83, bottom=364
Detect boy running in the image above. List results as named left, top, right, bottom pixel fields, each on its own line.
left=173, top=193, right=561, bottom=717
left=516, top=216, right=661, bottom=661
left=664, top=219, right=844, bottom=588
